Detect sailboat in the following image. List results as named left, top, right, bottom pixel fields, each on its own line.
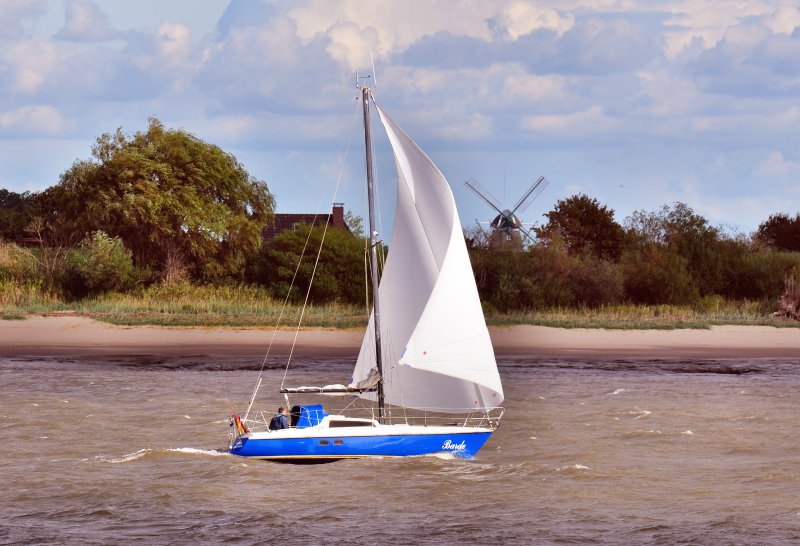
left=228, top=84, right=504, bottom=462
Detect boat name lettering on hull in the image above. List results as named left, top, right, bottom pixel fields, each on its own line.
left=442, top=439, right=466, bottom=451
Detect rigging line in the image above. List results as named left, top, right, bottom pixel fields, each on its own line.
left=245, top=96, right=361, bottom=419
left=338, top=390, right=366, bottom=413
left=243, top=219, right=318, bottom=420
left=363, top=246, right=369, bottom=314
left=281, top=97, right=360, bottom=385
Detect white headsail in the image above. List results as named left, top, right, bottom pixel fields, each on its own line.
left=350, top=100, right=504, bottom=413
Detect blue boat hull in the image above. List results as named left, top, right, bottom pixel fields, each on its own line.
left=230, top=430, right=493, bottom=462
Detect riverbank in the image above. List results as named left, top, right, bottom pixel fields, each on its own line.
left=0, top=282, right=787, bottom=329
left=2, top=315, right=799, bottom=358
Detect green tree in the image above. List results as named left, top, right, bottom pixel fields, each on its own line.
left=256, top=223, right=367, bottom=305
left=0, top=190, right=39, bottom=242
left=344, top=210, right=365, bottom=238
left=41, top=118, right=274, bottom=282
left=621, top=244, right=699, bottom=304
left=756, top=213, right=800, bottom=251
left=469, top=249, right=524, bottom=311
left=536, top=194, right=625, bottom=261
left=625, top=202, right=721, bottom=297
left=469, top=244, right=624, bottom=311
left=65, top=231, right=136, bottom=297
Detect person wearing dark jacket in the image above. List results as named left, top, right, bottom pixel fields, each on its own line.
left=269, top=407, right=289, bottom=430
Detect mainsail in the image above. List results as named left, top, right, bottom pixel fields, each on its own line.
left=350, top=101, right=504, bottom=412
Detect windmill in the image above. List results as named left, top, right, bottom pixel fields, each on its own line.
left=465, top=175, right=549, bottom=249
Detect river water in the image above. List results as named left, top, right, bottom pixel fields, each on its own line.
left=1, top=355, right=799, bottom=545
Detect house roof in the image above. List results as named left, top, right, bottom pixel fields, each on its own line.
left=262, top=204, right=350, bottom=243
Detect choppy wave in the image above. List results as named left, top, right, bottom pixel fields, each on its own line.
left=92, top=447, right=229, bottom=463
left=6, top=355, right=797, bottom=376
left=622, top=408, right=652, bottom=419
left=624, top=429, right=663, bottom=437
left=556, top=464, right=589, bottom=472
left=167, top=447, right=229, bottom=457
left=426, top=451, right=457, bottom=460
left=500, top=357, right=783, bottom=376
left=95, top=448, right=151, bottom=464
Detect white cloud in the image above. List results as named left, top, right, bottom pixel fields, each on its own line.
left=289, top=0, right=495, bottom=62
left=498, top=69, right=569, bottom=107
left=324, top=20, right=380, bottom=69
left=435, top=112, right=492, bottom=141
left=0, top=105, right=65, bottom=135
left=498, top=2, right=574, bottom=40
left=661, top=1, right=775, bottom=58
left=156, top=22, right=192, bottom=64
left=0, top=0, right=46, bottom=39
left=4, top=37, right=59, bottom=93
left=765, top=5, right=800, bottom=34
left=192, top=114, right=260, bottom=142
left=634, top=68, right=705, bottom=122
left=520, top=105, right=617, bottom=135
left=56, top=0, right=117, bottom=42
left=195, top=15, right=345, bottom=113
left=753, top=150, right=800, bottom=178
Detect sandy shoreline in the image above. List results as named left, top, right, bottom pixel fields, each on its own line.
left=1, top=315, right=799, bottom=359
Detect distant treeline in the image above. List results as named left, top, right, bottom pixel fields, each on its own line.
left=1, top=119, right=799, bottom=312
left=470, top=195, right=800, bottom=312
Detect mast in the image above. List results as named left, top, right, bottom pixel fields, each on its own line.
left=361, top=86, right=386, bottom=423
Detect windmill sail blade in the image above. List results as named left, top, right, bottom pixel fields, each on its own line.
left=510, top=176, right=548, bottom=215
left=519, top=225, right=537, bottom=242
left=465, top=177, right=504, bottom=214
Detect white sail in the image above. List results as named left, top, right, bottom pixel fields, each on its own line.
left=351, top=101, right=504, bottom=413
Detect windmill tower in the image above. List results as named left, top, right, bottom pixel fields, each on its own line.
left=465, top=175, right=549, bottom=250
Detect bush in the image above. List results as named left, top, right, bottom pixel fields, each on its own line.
left=472, top=246, right=624, bottom=311
left=516, top=246, right=576, bottom=308
left=717, top=246, right=799, bottom=301
left=569, top=256, right=625, bottom=307
left=65, top=231, right=136, bottom=297
left=0, top=241, right=38, bottom=282
left=621, top=245, right=699, bottom=305
left=254, top=224, right=367, bottom=305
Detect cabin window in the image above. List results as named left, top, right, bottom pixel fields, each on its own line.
left=318, top=440, right=330, bottom=446
left=334, top=440, right=343, bottom=445
left=328, top=420, right=373, bottom=428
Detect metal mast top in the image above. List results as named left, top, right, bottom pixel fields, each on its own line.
left=359, top=85, right=386, bottom=423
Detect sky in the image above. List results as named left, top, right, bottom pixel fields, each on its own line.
left=2, top=0, right=800, bottom=237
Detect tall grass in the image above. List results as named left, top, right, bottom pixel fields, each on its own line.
left=1, top=280, right=795, bottom=329
left=0, top=279, right=67, bottom=318
left=486, top=298, right=791, bottom=329
left=71, top=283, right=369, bottom=328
